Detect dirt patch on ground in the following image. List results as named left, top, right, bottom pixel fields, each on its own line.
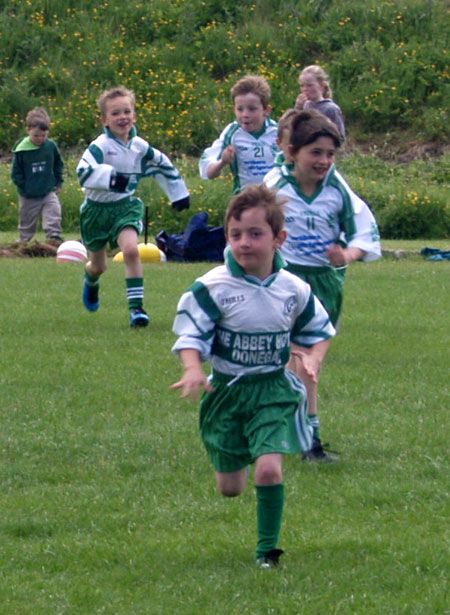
left=394, top=141, right=449, bottom=163
left=0, top=240, right=59, bottom=258
left=344, top=132, right=449, bottom=163
left=1, top=135, right=449, bottom=166
left=0, top=151, right=13, bottom=164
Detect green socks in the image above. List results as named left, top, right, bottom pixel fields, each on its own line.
left=255, top=483, right=284, bottom=558
left=84, top=270, right=99, bottom=288
left=126, top=277, right=144, bottom=309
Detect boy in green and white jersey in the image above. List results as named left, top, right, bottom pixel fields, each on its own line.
left=263, top=107, right=297, bottom=185
left=171, top=184, right=335, bottom=567
left=199, top=75, right=278, bottom=193
left=77, top=86, right=189, bottom=327
left=265, top=110, right=381, bottom=461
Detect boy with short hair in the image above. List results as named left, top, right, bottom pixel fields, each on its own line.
left=263, top=108, right=298, bottom=185
left=77, top=86, right=190, bottom=327
left=266, top=109, right=381, bottom=461
left=11, top=107, right=64, bottom=244
left=171, top=184, right=335, bottom=567
left=199, top=75, right=278, bottom=193
left=275, top=108, right=298, bottom=166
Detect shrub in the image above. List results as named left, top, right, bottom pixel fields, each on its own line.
left=340, top=151, right=450, bottom=239
left=376, top=191, right=450, bottom=239
left=1, top=148, right=448, bottom=241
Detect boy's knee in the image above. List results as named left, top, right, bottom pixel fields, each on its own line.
left=122, top=244, right=140, bottom=262
left=216, top=470, right=248, bottom=497
left=255, top=467, right=282, bottom=485
left=219, top=485, right=244, bottom=498
left=254, top=456, right=283, bottom=485
left=87, top=260, right=107, bottom=277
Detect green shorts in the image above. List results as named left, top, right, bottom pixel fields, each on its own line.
left=80, top=196, right=144, bottom=251
left=199, top=368, right=311, bottom=473
left=286, top=263, right=344, bottom=326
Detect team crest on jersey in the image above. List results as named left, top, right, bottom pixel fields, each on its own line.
left=284, top=296, right=297, bottom=315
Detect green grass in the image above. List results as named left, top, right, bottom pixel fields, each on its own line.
left=0, top=255, right=448, bottom=614
left=381, top=239, right=449, bottom=252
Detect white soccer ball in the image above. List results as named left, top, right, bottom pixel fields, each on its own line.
left=56, top=240, right=87, bottom=263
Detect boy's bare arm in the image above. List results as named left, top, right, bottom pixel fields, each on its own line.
left=206, top=145, right=235, bottom=178
left=171, top=348, right=213, bottom=401
left=327, top=244, right=365, bottom=267
left=291, top=339, right=331, bottom=384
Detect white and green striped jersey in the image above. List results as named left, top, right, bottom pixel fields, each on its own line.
left=172, top=249, right=335, bottom=377
left=199, top=118, right=279, bottom=193
left=264, top=163, right=381, bottom=267
left=263, top=151, right=293, bottom=185
left=77, top=126, right=189, bottom=204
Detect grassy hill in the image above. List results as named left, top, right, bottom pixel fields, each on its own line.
left=0, top=0, right=448, bottom=239
left=0, top=0, right=448, bottom=154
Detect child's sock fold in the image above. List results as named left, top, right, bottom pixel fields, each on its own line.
left=126, top=277, right=144, bottom=309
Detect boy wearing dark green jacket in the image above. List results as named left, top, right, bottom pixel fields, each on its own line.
left=11, top=107, right=64, bottom=244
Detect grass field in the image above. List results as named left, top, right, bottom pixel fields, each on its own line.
left=0, top=254, right=448, bottom=615
left=1, top=231, right=449, bottom=255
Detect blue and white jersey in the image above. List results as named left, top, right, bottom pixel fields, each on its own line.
left=77, top=126, right=189, bottom=204
left=265, top=163, right=381, bottom=267
left=199, top=118, right=279, bottom=193
left=172, top=249, right=335, bottom=376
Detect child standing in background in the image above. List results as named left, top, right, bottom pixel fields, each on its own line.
left=171, top=184, right=335, bottom=567
left=11, top=107, right=64, bottom=245
left=199, top=75, right=278, bottom=193
left=295, top=65, right=346, bottom=141
left=77, top=86, right=190, bottom=328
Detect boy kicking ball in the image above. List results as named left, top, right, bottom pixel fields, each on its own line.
left=171, top=184, right=335, bottom=567
left=77, top=86, right=190, bottom=327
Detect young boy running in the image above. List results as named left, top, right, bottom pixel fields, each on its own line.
left=265, top=110, right=381, bottom=460
left=263, top=108, right=298, bottom=185
left=77, top=87, right=190, bottom=327
left=171, top=184, right=335, bottom=567
left=199, top=75, right=278, bottom=193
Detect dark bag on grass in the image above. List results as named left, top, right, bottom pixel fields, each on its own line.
left=156, top=211, right=226, bottom=262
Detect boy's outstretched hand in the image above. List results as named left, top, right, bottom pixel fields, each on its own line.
left=291, top=349, right=322, bottom=384
left=171, top=365, right=214, bottom=401
left=327, top=244, right=365, bottom=267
